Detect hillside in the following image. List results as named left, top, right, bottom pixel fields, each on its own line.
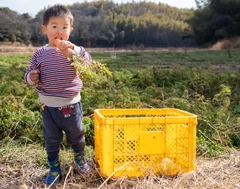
left=0, top=2, right=194, bottom=47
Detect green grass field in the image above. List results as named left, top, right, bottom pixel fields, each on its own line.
left=91, top=49, right=240, bottom=70
left=1, top=50, right=240, bottom=188
left=1, top=49, right=239, bottom=71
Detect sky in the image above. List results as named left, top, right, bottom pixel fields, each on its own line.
left=0, top=0, right=197, bottom=17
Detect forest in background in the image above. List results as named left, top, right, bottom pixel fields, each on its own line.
left=0, top=0, right=239, bottom=48
left=0, top=1, right=193, bottom=47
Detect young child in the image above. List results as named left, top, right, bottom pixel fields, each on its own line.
left=24, top=4, right=91, bottom=185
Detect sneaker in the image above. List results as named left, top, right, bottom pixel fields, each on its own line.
left=74, top=152, right=90, bottom=174
left=45, top=157, right=62, bottom=185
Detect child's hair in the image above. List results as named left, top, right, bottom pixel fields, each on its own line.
left=42, top=4, right=73, bottom=26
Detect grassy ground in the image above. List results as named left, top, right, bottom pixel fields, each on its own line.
left=1, top=142, right=240, bottom=189
left=91, top=49, right=240, bottom=70
left=1, top=49, right=240, bottom=188
left=1, top=49, right=240, bottom=71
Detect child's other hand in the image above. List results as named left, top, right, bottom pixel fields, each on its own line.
left=30, top=70, right=40, bottom=84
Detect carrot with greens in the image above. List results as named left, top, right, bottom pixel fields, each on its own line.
left=54, top=39, right=73, bottom=58
left=54, top=39, right=112, bottom=82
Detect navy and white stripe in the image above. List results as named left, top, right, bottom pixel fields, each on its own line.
left=25, top=46, right=91, bottom=98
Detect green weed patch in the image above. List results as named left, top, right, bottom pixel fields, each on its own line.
left=1, top=50, right=240, bottom=157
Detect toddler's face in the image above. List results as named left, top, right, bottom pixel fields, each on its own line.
left=41, top=16, right=73, bottom=47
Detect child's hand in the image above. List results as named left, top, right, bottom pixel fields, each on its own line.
left=54, top=39, right=75, bottom=59
left=29, top=70, right=40, bottom=84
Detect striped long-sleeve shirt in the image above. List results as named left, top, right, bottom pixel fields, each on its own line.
left=24, top=45, right=92, bottom=107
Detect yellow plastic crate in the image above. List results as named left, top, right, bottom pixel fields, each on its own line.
left=94, top=108, right=197, bottom=178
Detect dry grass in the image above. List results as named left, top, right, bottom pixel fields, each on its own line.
left=211, top=37, right=240, bottom=50
left=0, top=45, right=207, bottom=55
left=1, top=39, right=240, bottom=55
left=0, top=144, right=240, bottom=189
left=0, top=46, right=38, bottom=54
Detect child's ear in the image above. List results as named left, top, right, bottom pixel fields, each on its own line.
left=41, top=25, right=47, bottom=35
left=70, top=27, right=73, bottom=33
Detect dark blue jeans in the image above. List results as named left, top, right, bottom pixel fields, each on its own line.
left=40, top=102, right=85, bottom=155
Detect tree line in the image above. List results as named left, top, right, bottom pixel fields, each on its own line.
left=0, top=2, right=194, bottom=47
left=0, top=0, right=239, bottom=47
left=189, top=0, right=240, bottom=46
